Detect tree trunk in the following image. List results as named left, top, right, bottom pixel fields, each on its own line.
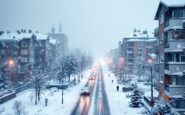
left=68, top=74, right=70, bottom=82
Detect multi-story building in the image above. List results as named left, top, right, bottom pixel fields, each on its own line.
left=120, top=30, right=157, bottom=75
left=154, top=0, right=185, bottom=113
left=0, top=30, right=57, bottom=83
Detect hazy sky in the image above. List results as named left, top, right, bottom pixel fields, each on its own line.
left=0, top=0, right=159, bottom=57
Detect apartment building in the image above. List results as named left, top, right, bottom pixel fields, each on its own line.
left=154, top=0, right=185, bottom=113
left=0, top=30, right=56, bottom=82
left=120, top=30, right=157, bottom=75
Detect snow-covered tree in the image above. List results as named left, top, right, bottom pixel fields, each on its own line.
left=129, top=88, right=142, bottom=107
left=63, top=55, right=78, bottom=82
left=57, top=64, right=66, bottom=83
left=151, top=99, right=179, bottom=115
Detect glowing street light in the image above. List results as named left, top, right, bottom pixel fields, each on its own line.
left=147, top=58, right=153, bottom=64
left=8, top=59, right=15, bottom=67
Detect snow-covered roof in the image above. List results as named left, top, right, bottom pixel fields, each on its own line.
left=124, top=30, right=154, bottom=40
left=127, top=38, right=156, bottom=42
left=155, top=0, right=185, bottom=20
left=0, top=31, right=49, bottom=41
left=161, top=0, right=185, bottom=7
left=49, top=38, right=57, bottom=45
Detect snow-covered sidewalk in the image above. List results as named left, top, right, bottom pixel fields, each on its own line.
left=103, top=67, right=147, bottom=115
left=0, top=70, right=92, bottom=115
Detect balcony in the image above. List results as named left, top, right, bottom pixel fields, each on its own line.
left=164, top=18, right=185, bottom=31
left=164, top=41, right=185, bottom=52
left=164, top=62, right=185, bottom=74
left=154, top=27, right=159, bottom=37
left=164, top=84, right=185, bottom=96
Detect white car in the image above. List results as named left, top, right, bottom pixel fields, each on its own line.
left=81, top=86, right=90, bottom=96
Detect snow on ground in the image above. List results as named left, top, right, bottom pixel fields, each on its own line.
left=103, top=67, right=147, bottom=115
left=0, top=70, right=92, bottom=115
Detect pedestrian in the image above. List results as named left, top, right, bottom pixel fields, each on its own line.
left=45, top=98, right=48, bottom=106
left=116, top=85, right=119, bottom=92
left=112, top=79, right=114, bottom=83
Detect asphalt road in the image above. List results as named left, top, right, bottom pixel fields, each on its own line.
left=71, top=67, right=110, bottom=115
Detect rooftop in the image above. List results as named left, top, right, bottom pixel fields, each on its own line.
left=0, top=31, right=49, bottom=41
left=161, top=0, right=185, bottom=7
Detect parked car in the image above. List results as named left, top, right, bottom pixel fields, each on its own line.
left=81, top=86, right=90, bottom=96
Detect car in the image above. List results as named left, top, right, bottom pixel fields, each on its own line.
left=81, top=86, right=90, bottom=96
left=89, top=76, right=95, bottom=80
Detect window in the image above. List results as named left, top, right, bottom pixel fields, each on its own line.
left=21, top=42, right=28, bottom=47
left=173, top=9, right=183, bottom=18
left=21, top=57, right=28, bottom=62
left=181, top=55, right=185, bottom=62
left=21, top=50, right=28, bottom=55
left=175, top=99, right=185, bottom=109
left=175, top=53, right=180, bottom=62
left=176, top=77, right=185, bottom=85
left=173, top=30, right=185, bottom=39
left=1, top=50, right=5, bottom=54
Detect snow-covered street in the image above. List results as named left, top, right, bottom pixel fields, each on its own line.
left=0, top=66, right=151, bottom=115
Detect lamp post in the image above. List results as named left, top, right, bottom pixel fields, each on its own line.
left=148, top=58, right=154, bottom=107
left=62, top=79, right=64, bottom=104
left=8, top=59, right=15, bottom=83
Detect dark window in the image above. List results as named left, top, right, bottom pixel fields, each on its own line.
left=175, top=53, right=180, bottom=62
left=173, top=9, right=183, bottom=17
left=173, top=30, right=185, bottom=39
left=176, top=77, right=185, bottom=85
left=175, top=99, right=185, bottom=109
left=181, top=55, right=185, bottom=62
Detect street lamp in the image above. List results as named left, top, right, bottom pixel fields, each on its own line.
left=8, top=59, right=15, bottom=84
left=62, top=79, right=64, bottom=104
left=8, top=59, right=14, bottom=67
left=147, top=58, right=154, bottom=107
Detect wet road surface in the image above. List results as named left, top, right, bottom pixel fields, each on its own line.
left=71, top=67, right=110, bottom=115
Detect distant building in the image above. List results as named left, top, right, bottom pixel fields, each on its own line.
left=120, top=29, right=157, bottom=74
left=154, top=0, right=185, bottom=114
left=48, top=25, right=68, bottom=67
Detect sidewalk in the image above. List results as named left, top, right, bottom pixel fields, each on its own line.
left=103, top=67, right=147, bottom=115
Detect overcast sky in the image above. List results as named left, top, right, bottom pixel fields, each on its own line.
left=0, top=0, right=159, bottom=57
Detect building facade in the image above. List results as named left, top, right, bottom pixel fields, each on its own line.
left=0, top=30, right=56, bottom=83
left=120, top=30, right=157, bottom=75
left=154, top=1, right=185, bottom=113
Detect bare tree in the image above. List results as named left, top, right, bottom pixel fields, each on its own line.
left=13, top=101, right=26, bottom=115
left=34, top=76, right=41, bottom=105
